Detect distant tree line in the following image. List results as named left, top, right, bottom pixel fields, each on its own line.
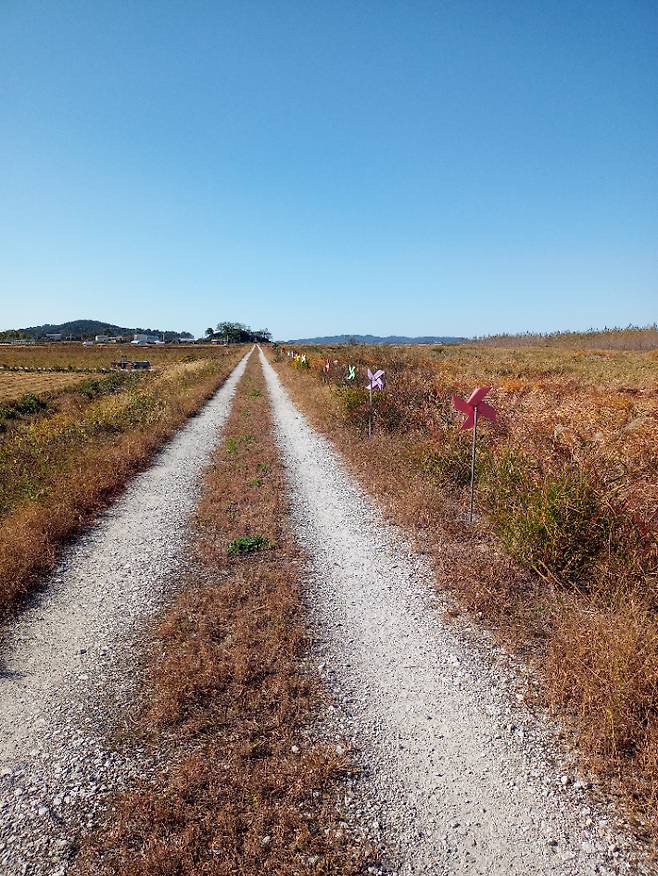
left=205, top=322, right=272, bottom=343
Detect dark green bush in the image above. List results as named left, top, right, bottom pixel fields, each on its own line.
left=332, top=385, right=369, bottom=431
left=76, top=372, right=128, bottom=399
left=0, top=393, right=48, bottom=422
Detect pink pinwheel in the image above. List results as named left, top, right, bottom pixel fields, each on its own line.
left=367, top=368, right=385, bottom=391
left=452, top=387, right=496, bottom=430
left=452, top=386, right=497, bottom=522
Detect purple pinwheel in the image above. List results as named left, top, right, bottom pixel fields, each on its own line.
left=366, top=368, right=384, bottom=438
left=367, top=368, right=385, bottom=391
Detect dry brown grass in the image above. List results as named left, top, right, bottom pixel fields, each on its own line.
left=546, top=599, right=658, bottom=764
left=75, top=353, right=377, bottom=876
left=271, top=343, right=658, bottom=840
left=0, top=351, right=245, bottom=616
left=474, top=325, right=658, bottom=350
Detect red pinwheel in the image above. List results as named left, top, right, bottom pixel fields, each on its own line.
left=452, top=387, right=496, bottom=430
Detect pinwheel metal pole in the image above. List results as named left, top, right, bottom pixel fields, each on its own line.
left=452, top=386, right=496, bottom=523
left=368, top=384, right=373, bottom=438
left=468, top=405, right=479, bottom=523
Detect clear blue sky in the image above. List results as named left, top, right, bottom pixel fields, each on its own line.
left=1, top=1, right=656, bottom=340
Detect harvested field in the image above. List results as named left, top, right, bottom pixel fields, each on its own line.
left=0, top=342, right=231, bottom=371
left=0, top=370, right=91, bottom=401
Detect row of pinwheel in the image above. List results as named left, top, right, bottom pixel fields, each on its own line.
left=283, top=349, right=384, bottom=388
left=279, top=346, right=498, bottom=523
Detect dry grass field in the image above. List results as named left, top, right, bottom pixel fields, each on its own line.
left=475, top=324, right=658, bottom=350
left=0, top=341, right=227, bottom=371
left=0, top=345, right=245, bottom=615
left=0, top=371, right=91, bottom=402
left=0, top=341, right=233, bottom=371
left=273, top=338, right=658, bottom=836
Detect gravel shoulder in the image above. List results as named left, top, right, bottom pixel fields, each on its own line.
left=259, top=347, right=651, bottom=876
left=0, top=350, right=251, bottom=875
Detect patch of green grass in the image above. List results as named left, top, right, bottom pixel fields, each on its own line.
left=248, top=478, right=262, bottom=487
left=227, top=534, right=272, bottom=556
left=481, top=449, right=608, bottom=585
left=256, top=462, right=268, bottom=473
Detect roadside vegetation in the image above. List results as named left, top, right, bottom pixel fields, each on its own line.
left=0, top=347, right=244, bottom=615
left=76, top=353, right=376, bottom=875
left=271, top=341, right=658, bottom=837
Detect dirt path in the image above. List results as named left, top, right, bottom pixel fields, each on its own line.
left=0, top=350, right=251, bottom=875
left=259, top=348, right=648, bottom=876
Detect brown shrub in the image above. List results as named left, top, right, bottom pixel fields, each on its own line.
left=546, top=598, right=658, bottom=798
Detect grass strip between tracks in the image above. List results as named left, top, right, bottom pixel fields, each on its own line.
left=75, top=352, right=377, bottom=875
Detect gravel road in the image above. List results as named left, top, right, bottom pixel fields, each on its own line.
left=260, top=348, right=651, bottom=876
left=0, top=350, right=251, bottom=875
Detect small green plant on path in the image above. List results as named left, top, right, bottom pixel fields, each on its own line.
left=227, top=534, right=272, bottom=555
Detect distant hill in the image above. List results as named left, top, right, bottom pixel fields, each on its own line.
left=1, top=320, right=193, bottom=341
left=282, top=333, right=466, bottom=345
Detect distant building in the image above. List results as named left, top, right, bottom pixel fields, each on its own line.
left=45, top=333, right=63, bottom=341
left=11, top=338, right=36, bottom=345
left=132, top=333, right=160, bottom=345
left=95, top=335, right=111, bottom=343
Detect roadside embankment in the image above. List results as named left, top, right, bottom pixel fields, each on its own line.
left=263, top=347, right=654, bottom=874
left=0, top=347, right=245, bottom=614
